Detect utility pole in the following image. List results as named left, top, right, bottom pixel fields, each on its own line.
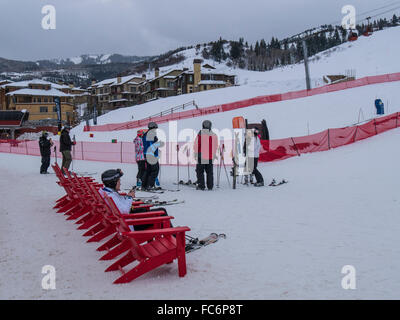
left=302, top=39, right=311, bottom=90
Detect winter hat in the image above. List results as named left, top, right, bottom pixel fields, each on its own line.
left=202, top=120, right=212, bottom=129
left=148, top=122, right=158, bottom=129
left=101, top=169, right=123, bottom=189
left=42, top=131, right=48, bottom=137
left=137, top=129, right=145, bottom=137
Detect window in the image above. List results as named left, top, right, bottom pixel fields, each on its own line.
left=44, top=97, right=48, bottom=103
left=40, top=106, right=48, bottom=113
left=189, top=75, right=193, bottom=83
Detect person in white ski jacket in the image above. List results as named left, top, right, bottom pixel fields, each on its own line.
left=243, top=128, right=264, bottom=187
left=98, top=168, right=171, bottom=230
left=98, top=169, right=136, bottom=214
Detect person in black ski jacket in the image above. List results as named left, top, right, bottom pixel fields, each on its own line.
left=59, top=125, right=75, bottom=173
left=39, top=131, right=53, bottom=174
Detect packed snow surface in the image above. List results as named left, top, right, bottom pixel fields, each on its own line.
left=1, top=128, right=400, bottom=299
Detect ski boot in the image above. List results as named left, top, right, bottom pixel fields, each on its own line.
left=154, top=177, right=162, bottom=190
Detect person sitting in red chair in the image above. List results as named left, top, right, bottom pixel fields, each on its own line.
left=99, top=168, right=170, bottom=230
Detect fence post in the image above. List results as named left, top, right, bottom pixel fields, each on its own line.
left=374, top=119, right=378, bottom=135
left=396, top=112, right=399, bottom=128
left=290, top=137, right=301, bottom=156
left=120, top=141, right=123, bottom=163
left=353, top=126, right=359, bottom=143
left=327, top=129, right=330, bottom=150
left=25, top=140, right=28, bottom=155
left=81, top=141, right=84, bottom=160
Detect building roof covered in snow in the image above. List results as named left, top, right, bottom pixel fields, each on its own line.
left=6, top=88, right=72, bottom=97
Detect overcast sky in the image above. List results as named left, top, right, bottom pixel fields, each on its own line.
left=0, top=0, right=398, bottom=61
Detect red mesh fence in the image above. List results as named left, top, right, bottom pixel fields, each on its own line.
left=85, top=72, right=400, bottom=132
left=2, top=112, right=400, bottom=165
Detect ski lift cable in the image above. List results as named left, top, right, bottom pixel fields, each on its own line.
left=322, top=0, right=400, bottom=27
left=282, top=2, right=400, bottom=44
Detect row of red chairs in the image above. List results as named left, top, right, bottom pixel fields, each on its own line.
left=51, top=163, right=191, bottom=284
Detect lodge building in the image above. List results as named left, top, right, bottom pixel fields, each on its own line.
left=89, top=59, right=236, bottom=112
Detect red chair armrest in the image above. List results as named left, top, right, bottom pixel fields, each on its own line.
left=122, top=226, right=191, bottom=240
left=124, top=216, right=174, bottom=226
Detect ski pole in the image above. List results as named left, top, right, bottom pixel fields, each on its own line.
left=186, top=146, right=190, bottom=182
left=217, top=145, right=222, bottom=188
left=221, top=143, right=231, bottom=188
left=54, top=146, right=57, bottom=165
left=176, top=144, right=180, bottom=191
left=72, top=134, right=76, bottom=172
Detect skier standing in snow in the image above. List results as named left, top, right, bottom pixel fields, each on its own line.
left=39, top=131, right=53, bottom=174
left=244, top=128, right=264, bottom=187
left=134, top=129, right=146, bottom=188
left=194, top=120, right=218, bottom=190
left=99, top=168, right=171, bottom=230
left=59, top=125, right=76, bottom=173
left=141, top=122, right=164, bottom=190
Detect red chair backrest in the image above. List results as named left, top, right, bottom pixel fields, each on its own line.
left=102, top=195, right=145, bottom=261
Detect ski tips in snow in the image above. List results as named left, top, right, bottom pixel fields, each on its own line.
left=185, top=233, right=226, bottom=253
left=269, top=178, right=288, bottom=187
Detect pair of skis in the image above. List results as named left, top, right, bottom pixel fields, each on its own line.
left=133, top=186, right=181, bottom=194
left=174, top=180, right=197, bottom=188
left=143, top=198, right=185, bottom=206
left=268, top=179, right=288, bottom=187
left=185, top=233, right=226, bottom=253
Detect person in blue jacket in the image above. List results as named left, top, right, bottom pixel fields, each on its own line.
left=375, top=99, right=384, bottom=115
left=141, top=122, right=164, bottom=190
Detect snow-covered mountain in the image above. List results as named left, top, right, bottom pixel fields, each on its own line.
left=43, top=53, right=154, bottom=66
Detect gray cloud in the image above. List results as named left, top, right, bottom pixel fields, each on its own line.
left=0, top=0, right=395, bottom=61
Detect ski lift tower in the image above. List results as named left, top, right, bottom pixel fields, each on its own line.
left=283, top=28, right=331, bottom=91
left=302, top=39, right=311, bottom=90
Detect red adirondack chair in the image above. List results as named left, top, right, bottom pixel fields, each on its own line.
left=102, top=195, right=190, bottom=284
left=96, top=190, right=174, bottom=260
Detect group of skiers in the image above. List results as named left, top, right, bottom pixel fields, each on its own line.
left=132, top=119, right=264, bottom=191
left=133, top=121, right=163, bottom=190
left=39, top=119, right=265, bottom=191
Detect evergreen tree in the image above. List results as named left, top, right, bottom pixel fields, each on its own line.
left=230, top=41, right=242, bottom=60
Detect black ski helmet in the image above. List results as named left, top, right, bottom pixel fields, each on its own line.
left=148, top=122, right=158, bottom=129
left=202, top=120, right=212, bottom=129
left=101, top=169, right=123, bottom=189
